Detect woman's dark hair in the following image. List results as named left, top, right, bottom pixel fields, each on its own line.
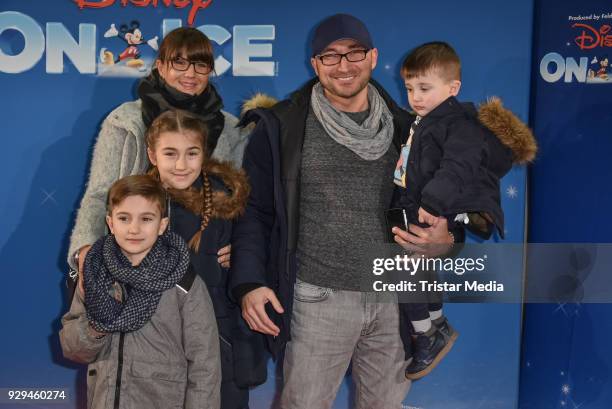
left=157, top=27, right=215, bottom=71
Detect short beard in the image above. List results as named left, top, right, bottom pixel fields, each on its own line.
left=321, top=72, right=370, bottom=100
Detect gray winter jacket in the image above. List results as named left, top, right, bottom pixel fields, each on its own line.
left=60, top=275, right=221, bottom=409
left=67, top=100, right=249, bottom=267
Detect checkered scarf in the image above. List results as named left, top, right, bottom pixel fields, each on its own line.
left=84, top=231, right=190, bottom=333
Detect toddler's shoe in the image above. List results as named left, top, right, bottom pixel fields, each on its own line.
left=434, top=316, right=459, bottom=343
left=405, top=320, right=458, bottom=380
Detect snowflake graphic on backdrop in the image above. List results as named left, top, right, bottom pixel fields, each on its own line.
left=562, top=384, right=571, bottom=395
left=559, top=382, right=585, bottom=409
left=506, top=185, right=518, bottom=199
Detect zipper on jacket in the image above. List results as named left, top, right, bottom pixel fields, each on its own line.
left=113, top=332, right=125, bottom=409
left=219, top=333, right=232, bottom=348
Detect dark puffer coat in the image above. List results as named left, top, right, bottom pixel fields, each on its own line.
left=395, top=96, right=537, bottom=239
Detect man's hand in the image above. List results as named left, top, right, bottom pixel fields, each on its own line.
left=392, top=216, right=453, bottom=258
left=217, top=244, right=231, bottom=269
left=418, top=207, right=439, bottom=227
left=241, top=287, right=284, bottom=336
left=77, top=245, right=92, bottom=299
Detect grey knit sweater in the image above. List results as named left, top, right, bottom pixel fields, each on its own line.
left=296, top=109, right=396, bottom=290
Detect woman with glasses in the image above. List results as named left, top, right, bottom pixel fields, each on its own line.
left=66, top=27, right=267, bottom=409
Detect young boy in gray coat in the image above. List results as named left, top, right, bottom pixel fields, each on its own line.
left=60, top=175, right=221, bottom=409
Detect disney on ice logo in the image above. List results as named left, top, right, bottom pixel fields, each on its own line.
left=572, top=22, right=612, bottom=49
left=539, top=19, right=612, bottom=84
left=74, top=0, right=212, bottom=27
left=0, top=10, right=277, bottom=77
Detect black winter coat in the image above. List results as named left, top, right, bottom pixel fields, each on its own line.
left=170, top=176, right=267, bottom=388
left=230, top=78, right=436, bottom=359
left=394, top=96, right=513, bottom=238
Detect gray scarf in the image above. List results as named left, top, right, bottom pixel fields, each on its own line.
left=310, top=82, right=394, bottom=160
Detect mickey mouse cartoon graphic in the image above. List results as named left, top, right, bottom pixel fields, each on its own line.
left=588, top=56, right=609, bottom=81
left=100, top=21, right=159, bottom=69
left=596, top=56, right=609, bottom=80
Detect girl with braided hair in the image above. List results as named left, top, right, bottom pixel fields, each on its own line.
left=146, top=109, right=267, bottom=409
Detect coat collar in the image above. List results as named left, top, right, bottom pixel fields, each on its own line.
left=418, top=96, right=476, bottom=126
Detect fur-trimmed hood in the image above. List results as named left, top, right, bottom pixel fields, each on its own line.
left=239, top=93, right=278, bottom=132
left=478, top=97, right=537, bottom=164
left=241, top=93, right=278, bottom=118
left=206, top=159, right=250, bottom=220
left=151, top=159, right=250, bottom=221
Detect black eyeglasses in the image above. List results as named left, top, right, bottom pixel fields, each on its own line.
left=316, top=49, right=370, bottom=66
left=170, top=56, right=212, bottom=74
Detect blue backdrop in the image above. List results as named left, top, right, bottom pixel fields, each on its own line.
left=0, top=1, right=533, bottom=408
left=520, top=0, right=612, bottom=408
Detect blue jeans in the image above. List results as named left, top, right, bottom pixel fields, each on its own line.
left=280, top=279, right=411, bottom=409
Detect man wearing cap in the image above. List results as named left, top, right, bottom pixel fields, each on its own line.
left=231, top=13, right=454, bottom=408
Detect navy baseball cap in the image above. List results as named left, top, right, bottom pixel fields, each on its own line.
left=311, top=14, right=373, bottom=57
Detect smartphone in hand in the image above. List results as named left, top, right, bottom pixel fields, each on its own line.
left=384, top=208, right=408, bottom=243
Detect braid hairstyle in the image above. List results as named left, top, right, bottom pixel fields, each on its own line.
left=189, top=167, right=213, bottom=251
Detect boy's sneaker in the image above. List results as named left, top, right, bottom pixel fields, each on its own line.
left=434, top=317, right=459, bottom=343
left=405, top=320, right=458, bottom=380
